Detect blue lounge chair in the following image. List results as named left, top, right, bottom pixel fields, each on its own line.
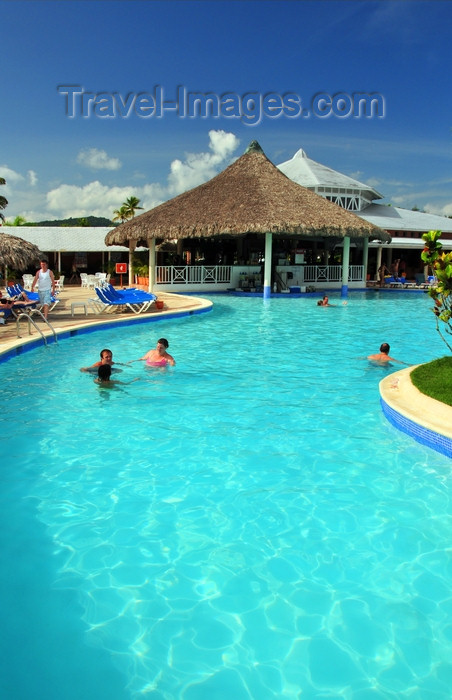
left=94, top=287, right=152, bottom=314
left=105, top=284, right=156, bottom=303
left=10, top=284, right=60, bottom=310
left=103, top=285, right=156, bottom=309
left=384, top=276, right=405, bottom=288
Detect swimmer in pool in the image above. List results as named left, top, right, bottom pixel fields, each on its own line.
left=367, top=343, right=406, bottom=365
left=80, top=348, right=125, bottom=372
left=94, top=364, right=139, bottom=387
left=317, top=295, right=336, bottom=306
left=317, top=295, right=347, bottom=307
left=136, top=338, right=175, bottom=367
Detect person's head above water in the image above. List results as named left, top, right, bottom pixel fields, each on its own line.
left=157, top=338, right=169, bottom=349
left=380, top=343, right=390, bottom=354
left=100, top=349, right=113, bottom=364
left=98, top=364, right=112, bottom=381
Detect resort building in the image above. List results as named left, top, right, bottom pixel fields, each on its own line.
left=4, top=146, right=452, bottom=292
left=277, top=148, right=452, bottom=280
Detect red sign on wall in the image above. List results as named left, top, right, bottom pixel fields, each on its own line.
left=116, top=263, right=128, bottom=274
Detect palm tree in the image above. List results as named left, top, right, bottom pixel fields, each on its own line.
left=11, top=215, right=28, bottom=226
left=124, top=196, right=143, bottom=219
left=112, top=205, right=131, bottom=224
left=0, top=177, right=8, bottom=215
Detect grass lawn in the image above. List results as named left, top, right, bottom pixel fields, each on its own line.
left=411, top=356, right=452, bottom=407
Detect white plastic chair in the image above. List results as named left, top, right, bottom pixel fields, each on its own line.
left=22, top=274, right=34, bottom=291
left=95, top=272, right=107, bottom=287
left=80, top=273, right=89, bottom=288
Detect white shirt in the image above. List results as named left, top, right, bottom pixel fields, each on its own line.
left=38, top=269, right=52, bottom=291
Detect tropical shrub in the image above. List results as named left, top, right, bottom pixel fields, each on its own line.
left=421, top=230, right=452, bottom=352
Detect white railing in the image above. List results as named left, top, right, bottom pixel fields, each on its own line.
left=153, top=264, right=365, bottom=290
left=156, top=265, right=232, bottom=285
left=349, top=265, right=364, bottom=282
left=301, top=265, right=364, bottom=283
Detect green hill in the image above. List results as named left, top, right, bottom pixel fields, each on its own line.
left=33, top=216, right=116, bottom=227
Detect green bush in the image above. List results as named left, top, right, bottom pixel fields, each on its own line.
left=411, top=356, right=452, bottom=406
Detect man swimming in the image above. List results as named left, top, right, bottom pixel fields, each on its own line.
left=367, top=343, right=404, bottom=365
left=80, top=348, right=125, bottom=372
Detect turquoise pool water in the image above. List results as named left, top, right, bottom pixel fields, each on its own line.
left=0, top=292, right=451, bottom=699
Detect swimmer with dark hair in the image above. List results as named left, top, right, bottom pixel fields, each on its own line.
left=94, top=364, right=140, bottom=387
left=367, top=343, right=405, bottom=365
left=317, top=295, right=346, bottom=307
left=81, top=348, right=125, bottom=373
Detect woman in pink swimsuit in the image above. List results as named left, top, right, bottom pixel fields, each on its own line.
left=139, top=338, right=176, bottom=367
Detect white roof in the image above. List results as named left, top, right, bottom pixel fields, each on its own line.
left=0, top=226, right=141, bottom=252
left=369, top=236, right=452, bottom=250
left=277, top=148, right=383, bottom=200
left=360, top=203, right=452, bottom=234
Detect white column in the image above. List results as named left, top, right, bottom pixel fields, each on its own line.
left=263, top=232, right=272, bottom=298
left=128, top=241, right=136, bottom=287
left=148, top=238, right=155, bottom=293
left=376, top=246, right=382, bottom=272
left=341, top=237, right=351, bottom=297
left=362, top=238, right=369, bottom=284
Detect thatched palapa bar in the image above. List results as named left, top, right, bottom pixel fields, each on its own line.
left=105, top=141, right=389, bottom=297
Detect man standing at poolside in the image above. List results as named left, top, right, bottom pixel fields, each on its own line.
left=31, top=258, right=56, bottom=320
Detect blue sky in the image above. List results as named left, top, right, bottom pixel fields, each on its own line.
left=1, top=0, right=451, bottom=222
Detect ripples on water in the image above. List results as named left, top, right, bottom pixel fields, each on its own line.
left=0, top=293, right=451, bottom=699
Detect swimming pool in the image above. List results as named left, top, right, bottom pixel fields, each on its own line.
left=0, top=292, right=451, bottom=699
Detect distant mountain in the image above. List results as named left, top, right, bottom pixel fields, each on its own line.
left=33, top=216, right=116, bottom=227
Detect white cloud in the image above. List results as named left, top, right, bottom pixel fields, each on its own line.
left=28, top=170, right=37, bottom=186
left=76, top=147, right=122, bottom=171
left=0, top=165, right=25, bottom=187
left=348, top=170, right=364, bottom=181
left=46, top=181, right=165, bottom=220
left=36, top=131, right=239, bottom=220
left=365, top=177, right=382, bottom=188
left=424, top=202, right=452, bottom=217
left=168, top=130, right=240, bottom=195
left=391, top=194, right=414, bottom=206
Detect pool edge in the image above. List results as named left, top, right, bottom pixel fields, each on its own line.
left=0, top=296, right=213, bottom=364
left=380, top=367, right=452, bottom=459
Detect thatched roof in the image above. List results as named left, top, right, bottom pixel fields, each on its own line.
left=105, top=141, right=390, bottom=247
left=0, top=231, right=42, bottom=270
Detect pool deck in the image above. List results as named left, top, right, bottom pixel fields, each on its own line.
left=0, top=286, right=212, bottom=356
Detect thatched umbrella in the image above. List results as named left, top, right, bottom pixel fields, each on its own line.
left=105, top=141, right=389, bottom=294
left=0, top=231, right=42, bottom=286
